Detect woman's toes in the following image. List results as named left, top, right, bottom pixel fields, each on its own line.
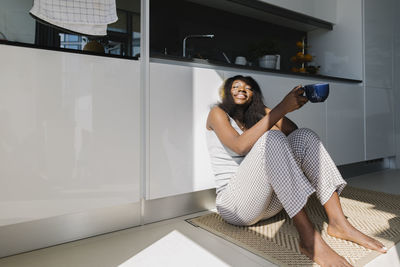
left=366, top=239, right=387, bottom=253
left=328, top=223, right=387, bottom=254
left=377, top=243, right=388, bottom=253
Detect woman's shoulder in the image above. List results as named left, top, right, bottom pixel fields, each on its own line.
left=207, top=106, right=230, bottom=130
left=209, top=105, right=230, bottom=119
left=210, top=105, right=226, bottom=115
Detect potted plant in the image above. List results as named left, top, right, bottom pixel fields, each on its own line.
left=249, top=39, right=280, bottom=69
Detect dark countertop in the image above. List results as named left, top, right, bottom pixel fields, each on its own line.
left=151, top=54, right=362, bottom=83
left=0, top=40, right=361, bottom=83
left=0, top=40, right=139, bottom=61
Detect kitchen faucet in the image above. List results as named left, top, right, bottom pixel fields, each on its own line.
left=182, top=34, right=215, bottom=57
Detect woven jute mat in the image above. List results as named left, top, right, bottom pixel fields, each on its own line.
left=188, top=186, right=400, bottom=266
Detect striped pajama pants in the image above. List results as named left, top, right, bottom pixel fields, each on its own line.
left=216, top=128, right=347, bottom=226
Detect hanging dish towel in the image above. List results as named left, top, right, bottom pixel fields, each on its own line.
left=29, top=0, right=118, bottom=36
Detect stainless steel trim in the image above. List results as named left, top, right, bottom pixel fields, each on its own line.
left=140, top=0, right=150, bottom=226
left=143, top=189, right=216, bottom=225
left=0, top=202, right=141, bottom=258
left=0, top=188, right=216, bottom=258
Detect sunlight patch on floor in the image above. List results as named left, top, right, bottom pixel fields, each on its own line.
left=119, top=230, right=229, bottom=267
left=365, top=245, right=400, bottom=267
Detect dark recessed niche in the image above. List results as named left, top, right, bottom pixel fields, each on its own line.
left=150, top=0, right=309, bottom=72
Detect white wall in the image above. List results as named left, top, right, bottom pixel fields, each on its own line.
left=0, top=45, right=141, bottom=226
left=307, top=0, right=363, bottom=81
left=0, top=0, right=35, bottom=43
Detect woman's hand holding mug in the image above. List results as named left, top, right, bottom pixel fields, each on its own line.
left=279, top=85, right=308, bottom=113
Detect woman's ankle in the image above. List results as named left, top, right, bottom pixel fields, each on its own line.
left=327, top=217, right=353, bottom=234
left=292, top=209, right=318, bottom=244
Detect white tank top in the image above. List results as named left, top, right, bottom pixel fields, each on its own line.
left=206, top=115, right=245, bottom=194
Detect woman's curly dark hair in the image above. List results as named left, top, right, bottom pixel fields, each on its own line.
left=218, top=75, right=266, bottom=129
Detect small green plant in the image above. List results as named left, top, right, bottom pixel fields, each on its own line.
left=248, top=39, right=280, bottom=61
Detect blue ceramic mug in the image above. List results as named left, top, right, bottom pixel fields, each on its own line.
left=303, top=83, right=329, bottom=103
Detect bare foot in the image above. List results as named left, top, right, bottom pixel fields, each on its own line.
left=327, top=221, right=387, bottom=253
left=299, top=229, right=353, bottom=267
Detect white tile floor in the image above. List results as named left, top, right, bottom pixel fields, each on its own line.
left=0, top=169, right=399, bottom=267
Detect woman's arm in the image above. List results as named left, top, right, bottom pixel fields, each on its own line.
left=265, top=107, right=298, bottom=136
left=207, top=85, right=307, bottom=156
left=207, top=105, right=287, bottom=155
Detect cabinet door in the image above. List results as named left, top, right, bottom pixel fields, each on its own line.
left=224, top=71, right=327, bottom=143
left=365, top=86, right=395, bottom=160
left=326, top=83, right=364, bottom=165
left=308, top=0, right=362, bottom=81
left=0, top=45, right=141, bottom=226
left=149, top=63, right=193, bottom=200
left=364, top=0, right=394, bottom=89
left=193, top=67, right=225, bottom=191
left=149, top=63, right=223, bottom=199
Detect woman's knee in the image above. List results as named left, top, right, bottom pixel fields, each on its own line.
left=217, top=204, right=261, bottom=226
left=253, top=130, right=288, bottom=155
left=291, top=128, right=320, bottom=142
left=262, top=130, right=287, bottom=145
left=232, top=212, right=262, bottom=226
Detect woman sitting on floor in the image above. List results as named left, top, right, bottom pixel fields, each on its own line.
left=205, top=75, right=387, bottom=267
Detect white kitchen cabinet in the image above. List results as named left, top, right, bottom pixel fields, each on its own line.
left=224, top=71, right=327, bottom=143
left=308, top=0, right=363, bottom=81
left=0, top=45, right=141, bottom=226
left=149, top=63, right=193, bottom=200
left=259, top=0, right=337, bottom=23
left=148, top=59, right=387, bottom=201
left=363, top=0, right=396, bottom=161
left=148, top=62, right=223, bottom=199
left=365, top=86, right=395, bottom=160
left=284, top=89, right=327, bottom=144
left=192, top=67, right=225, bottom=191
left=326, top=83, right=364, bottom=165
left=364, top=0, right=394, bottom=89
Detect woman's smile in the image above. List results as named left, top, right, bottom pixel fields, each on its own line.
left=231, top=80, right=253, bottom=105
left=235, top=93, right=246, bottom=99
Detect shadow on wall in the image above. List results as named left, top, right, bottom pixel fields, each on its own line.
left=148, top=66, right=225, bottom=199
